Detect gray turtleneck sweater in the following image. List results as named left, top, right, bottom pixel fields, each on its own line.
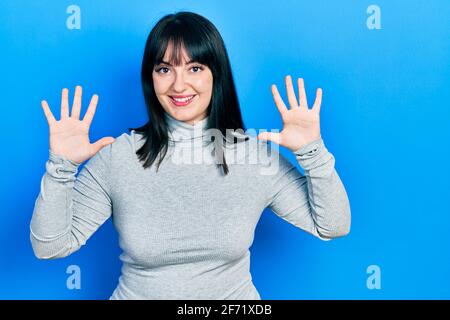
left=29, top=112, right=351, bottom=300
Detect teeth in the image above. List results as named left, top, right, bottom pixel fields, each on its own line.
left=172, top=95, right=194, bottom=102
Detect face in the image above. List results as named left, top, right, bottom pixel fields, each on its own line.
left=152, top=43, right=213, bottom=125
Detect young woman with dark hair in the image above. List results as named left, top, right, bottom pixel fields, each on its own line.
left=31, top=11, right=351, bottom=300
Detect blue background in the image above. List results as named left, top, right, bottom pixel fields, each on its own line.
left=1, top=0, right=449, bottom=299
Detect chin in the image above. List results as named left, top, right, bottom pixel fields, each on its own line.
left=166, top=106, right=206, bottom=121
left=165, top=108, right=195, bottom=122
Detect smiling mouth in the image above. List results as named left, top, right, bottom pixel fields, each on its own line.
left=169, top=95, right=196, bottom=106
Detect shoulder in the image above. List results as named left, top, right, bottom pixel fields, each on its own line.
left=223, top=133, right=274, bottom=166
left=109, top=130, right=146, bottom=154
left=90, top=130, right=146, bottom=168
left=236, top=135, right=297, bottom=175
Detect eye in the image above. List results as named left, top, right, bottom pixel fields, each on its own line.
left=155, top=66, right=170, bottom=74
left=191, top=65, right=203, bottom=73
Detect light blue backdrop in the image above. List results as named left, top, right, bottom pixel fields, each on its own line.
left=1, top=0, right=449, bottom=299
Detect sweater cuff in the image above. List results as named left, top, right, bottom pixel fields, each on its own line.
left=293, top=138, right=324, bottom=156
left=46, top=150, right=82, bottom=181
left=293, top=138, right=331, bottom=171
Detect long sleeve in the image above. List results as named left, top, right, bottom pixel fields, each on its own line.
left=264, top=138, right=351, bottom=240
left=30, top=145, right=113, bottom=259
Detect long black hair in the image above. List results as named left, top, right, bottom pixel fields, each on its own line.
left=129, top=11, right=248, bottom=175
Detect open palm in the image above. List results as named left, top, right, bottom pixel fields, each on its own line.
left=257, top=75, right=322, bottom=152
left=41, top=86, right=115, bottom=164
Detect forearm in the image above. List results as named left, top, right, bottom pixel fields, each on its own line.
left=294, top=138, right=351, bottom=239
left=30, top=150, right=81, bottom=259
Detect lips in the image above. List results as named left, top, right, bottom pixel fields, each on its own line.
left=169, top=95, right=196, bottom=107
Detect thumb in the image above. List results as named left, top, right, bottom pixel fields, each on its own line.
left=257, top=132, right=281, bottom=144
left=91, top=136, right=116, bottom=154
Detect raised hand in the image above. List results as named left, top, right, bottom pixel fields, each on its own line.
left=41, top=85, right=115, bottom=164
left=257, top=75, right=322, bottom=152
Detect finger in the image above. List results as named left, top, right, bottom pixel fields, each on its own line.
left=271, top=84, right=288, bottom=115
left=91, top=136, right=116, bottom=154
left=312, top=88, right=322, bottom=114
left=82, top=94, right=99, bottom=126
left=297, top=78, right=308, bottom=108
left=71, top=85, right=82, bottom=119
left=257, top=131, right=281, bottom=145
left=41, top=100, right=56, bottom=125
left=60, top=88, right=69, bottom=119
left=285, top=75, right=299, bottom=109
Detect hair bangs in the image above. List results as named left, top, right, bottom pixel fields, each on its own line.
left=153, top=23, right=212, bottom=69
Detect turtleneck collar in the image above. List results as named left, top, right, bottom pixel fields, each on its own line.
left=160, top=112, right=256, bottom=165
left=164, top=112, right=211, bottom=145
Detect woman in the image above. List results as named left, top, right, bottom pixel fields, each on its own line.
left=31, top=11, right=351, bottom=300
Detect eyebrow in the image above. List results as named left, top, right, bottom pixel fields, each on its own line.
left=158, top=60, right=197, bottom=66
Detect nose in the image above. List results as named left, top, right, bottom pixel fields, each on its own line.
left=172, top=70, right=187, bottom=92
